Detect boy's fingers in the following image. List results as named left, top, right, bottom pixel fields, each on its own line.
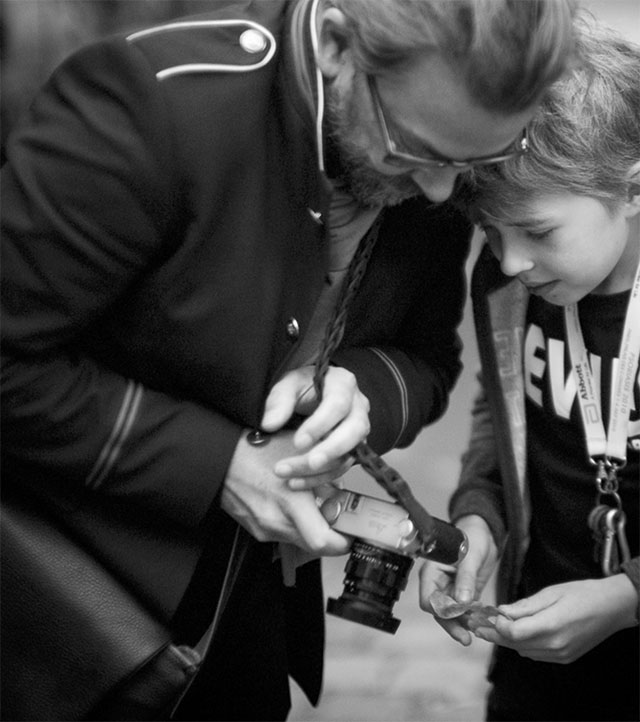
left=453, top=569, right=477, bottom=605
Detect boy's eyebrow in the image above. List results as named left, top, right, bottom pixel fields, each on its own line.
left=508, top=216, right=556, bottom=229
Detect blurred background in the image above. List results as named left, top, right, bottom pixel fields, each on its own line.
left=1, top=1, right=638, bottom=720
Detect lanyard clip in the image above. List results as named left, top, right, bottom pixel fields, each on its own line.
left=588, top=505, right=631, bottom=576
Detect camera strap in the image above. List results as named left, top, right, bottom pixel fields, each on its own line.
left=313, top=214, right=465, bottom=563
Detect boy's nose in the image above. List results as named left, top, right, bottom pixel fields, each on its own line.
left=499, top=242, right=535, bottom=277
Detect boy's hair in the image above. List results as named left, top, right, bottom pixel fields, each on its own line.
left=458, top=15, right=640, bottom=223
left=329, top=0, right=577, bottom=113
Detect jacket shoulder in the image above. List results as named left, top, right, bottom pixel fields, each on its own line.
left=124, top=2, right=287, bottom=81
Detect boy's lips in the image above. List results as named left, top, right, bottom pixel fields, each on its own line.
left=522, top=279, right=555, bottom=293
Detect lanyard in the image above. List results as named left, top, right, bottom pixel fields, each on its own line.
left=564, top=259, right=640, bottom=479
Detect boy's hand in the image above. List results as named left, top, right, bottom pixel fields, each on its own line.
left=419, top=514, right=499, bottom=645
left=472, top=575, right=638, bottom=663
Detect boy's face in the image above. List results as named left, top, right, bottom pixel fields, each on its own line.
left=481, top=193, right=640, bottom=306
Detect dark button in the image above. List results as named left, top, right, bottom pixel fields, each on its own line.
left=246, top=429, right=270, bottom=446
left=285, top=317, right=300, bottom=340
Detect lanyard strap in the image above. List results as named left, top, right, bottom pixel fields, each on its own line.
left=564, top=260, right=640, bottom=467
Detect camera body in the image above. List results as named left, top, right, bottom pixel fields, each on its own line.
left=321, top=489, right=422, bottom=555
left=321, top=489, right=467, bottom=633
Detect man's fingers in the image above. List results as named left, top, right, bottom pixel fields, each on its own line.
left=286, top=492, right=351, bottom=556
left=261, top=378, right=301, bottom=431
left=277, top=452, right=353, bottom=481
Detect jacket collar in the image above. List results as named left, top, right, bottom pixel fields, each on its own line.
left=284, top=0, right=326, bottom=174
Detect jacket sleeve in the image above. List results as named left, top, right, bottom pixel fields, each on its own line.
left=332, top=204, right=471, bottom=454
left=1, top=39, right=240, bottom=528
left=448, top=373, right=508, bottom=550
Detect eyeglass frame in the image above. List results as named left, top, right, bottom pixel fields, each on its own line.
left=366, top=74, right=529, bottom=170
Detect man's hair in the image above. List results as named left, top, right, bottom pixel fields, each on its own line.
left=456, top=15, right=640, bottom=223
left=329, top=0, right=577, bottom=113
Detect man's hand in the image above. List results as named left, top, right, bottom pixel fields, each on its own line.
left=220, top=428, right=351, bottom=556
left=261, top=365, right=370, bottom=487
left=472, top=575, right=638, bottom=663
left=418, top=514, right=499, bottom=645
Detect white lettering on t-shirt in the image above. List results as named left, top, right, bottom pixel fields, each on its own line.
left=524, top=323, right=640, bottom=440
left=524, top=323, right=545, bottom=407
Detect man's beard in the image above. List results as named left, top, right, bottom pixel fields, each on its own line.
left=324, top=83, right=423, bottom=208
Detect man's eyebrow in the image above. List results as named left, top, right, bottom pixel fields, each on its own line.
left=390, top=119, right=445, bottom=158
left=388, top=109, right=521, bottom=162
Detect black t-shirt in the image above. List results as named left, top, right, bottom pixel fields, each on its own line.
left=523, top=291, right=639, bottom=594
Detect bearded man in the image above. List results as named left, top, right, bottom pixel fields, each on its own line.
left=1, top=1, right=576, bottom=719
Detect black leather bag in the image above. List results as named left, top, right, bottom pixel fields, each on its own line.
left=1, top=493, right=203, bottom=721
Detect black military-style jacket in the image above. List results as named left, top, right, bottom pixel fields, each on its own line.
left=1, top=0, right=472, bottom=711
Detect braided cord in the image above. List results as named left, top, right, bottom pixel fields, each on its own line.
left=313, top=214, right=382, bottom=401
left=312, top=214, right=439, bottom=544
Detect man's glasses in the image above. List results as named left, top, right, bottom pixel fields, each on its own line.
left=367, top=75, right=528, bottom=171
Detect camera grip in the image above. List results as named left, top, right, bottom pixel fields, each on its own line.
left=418, top=517, right=468, bottom=565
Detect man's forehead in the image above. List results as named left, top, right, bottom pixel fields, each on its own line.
left=375, top=57, right=535, bottom=160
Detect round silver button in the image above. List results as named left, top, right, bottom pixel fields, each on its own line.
left=285, top=317, right=300, bottom=340
left=239, top=29, right=267, bottom=54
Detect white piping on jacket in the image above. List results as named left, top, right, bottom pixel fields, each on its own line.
left=126, top=20, right=277, bottom=81
left=86, top=380, right=143, bottom=489
left=308, top=0, right=325, bottom=173
left=370, top=347, right=409, bottom=447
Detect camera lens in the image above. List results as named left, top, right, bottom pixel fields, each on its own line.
left=326, top=540, right=414, bottom=634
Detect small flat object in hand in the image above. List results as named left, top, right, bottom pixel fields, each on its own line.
left=430, top=590, right=512, bottom=627
left=464, top=605, right=507, bottom=629
left=429, top=590, right=472, bottom=619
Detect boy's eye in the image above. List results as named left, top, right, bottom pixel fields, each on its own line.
left=526, top=227, right=554, bottom=241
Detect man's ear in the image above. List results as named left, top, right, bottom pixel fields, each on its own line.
left=315, top=6, right=352, bottom=79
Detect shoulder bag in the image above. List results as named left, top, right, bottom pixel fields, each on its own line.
left=0, top=489, right=243, bottom=721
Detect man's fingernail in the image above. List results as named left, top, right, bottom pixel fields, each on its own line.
left=275, top=462, right=292, bottom=476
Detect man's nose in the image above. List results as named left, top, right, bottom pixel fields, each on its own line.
left=410, top=167, right=462, bottom=203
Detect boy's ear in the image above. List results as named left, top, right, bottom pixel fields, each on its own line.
left=626, top=161, right=640, bottom=204
left=315, top=5, right=352, bottom=79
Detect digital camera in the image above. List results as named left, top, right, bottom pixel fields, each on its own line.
left=320, top=489, right=467, bottom=633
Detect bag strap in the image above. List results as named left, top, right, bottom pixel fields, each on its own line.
left=169, top=524, right=248, bottom=717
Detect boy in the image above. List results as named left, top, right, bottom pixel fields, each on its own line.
left=420, top=18, right=639, bottom=722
